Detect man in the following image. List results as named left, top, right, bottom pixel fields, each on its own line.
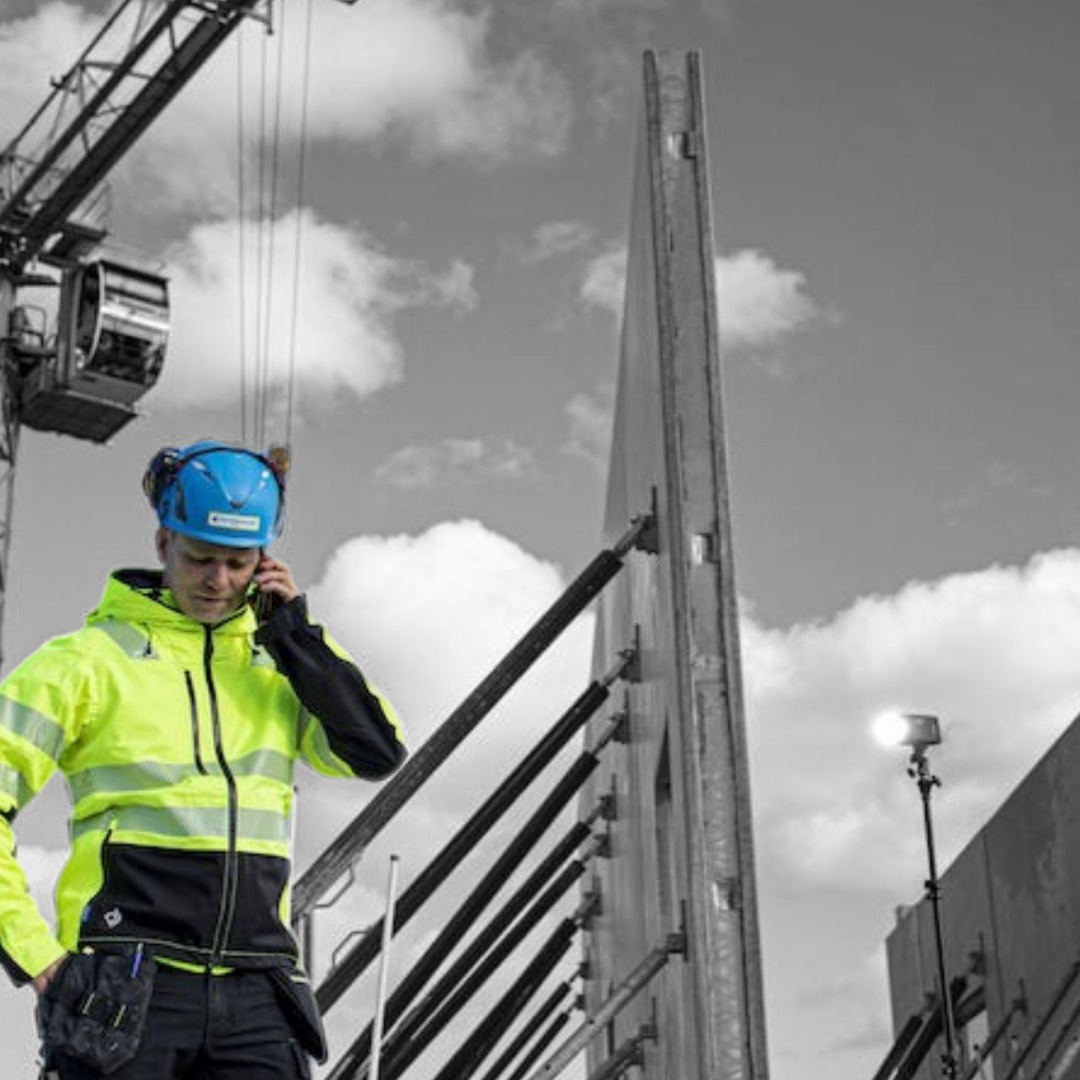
left=0, top=439, right=407, bottom=1078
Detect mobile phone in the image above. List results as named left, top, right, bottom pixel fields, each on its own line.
left=249, top=551, right=274, bottom=621
left=250, top=586, right=273, bottom=621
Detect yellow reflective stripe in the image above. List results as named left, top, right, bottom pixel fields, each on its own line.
left=157, top=956, right=235, bottom=975
left=68, top=749, right=294, bottom=803
left=70, top=762, right=192, bottom=803
left=0, top=763, right=31, bottom=806
left=92, top=620, right=154, bottom=659
left=0, top=696, right=64, bottom=759
left=231, top=748, right=294, bottom=784
left=72, top=805, right=290, bottom=844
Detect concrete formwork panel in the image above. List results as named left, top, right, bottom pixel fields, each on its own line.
left=580, top=50, right=768, bottom=1080
left=886, top=711, right=1080, bottom=1080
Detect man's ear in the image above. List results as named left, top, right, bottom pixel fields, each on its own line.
left=155, top=527, right=170, bottom=565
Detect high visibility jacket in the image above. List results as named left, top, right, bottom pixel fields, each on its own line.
left=0, top=569, right=406, bottom=985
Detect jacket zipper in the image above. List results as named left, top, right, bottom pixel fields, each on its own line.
left=184, top=672, right=209, bottom=776
left=203, top=626, right=240, bottom=965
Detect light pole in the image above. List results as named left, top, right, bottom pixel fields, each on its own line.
left=875, top=712, right=959, bottom=1080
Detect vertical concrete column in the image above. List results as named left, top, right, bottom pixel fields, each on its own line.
left=581, top=49, right=769, bottom=1080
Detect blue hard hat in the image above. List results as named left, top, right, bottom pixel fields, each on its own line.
left=143, top=440, right=285, bottom=548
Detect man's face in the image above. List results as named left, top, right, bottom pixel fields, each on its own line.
left=157, top=529, right=261, bottom=624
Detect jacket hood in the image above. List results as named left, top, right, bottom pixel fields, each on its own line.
left=86, top=568, right=257, bottom=636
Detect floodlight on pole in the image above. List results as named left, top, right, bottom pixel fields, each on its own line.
left=877, top=711, right=958, bottom=1080
left=872, top=711, right=942, bottom=751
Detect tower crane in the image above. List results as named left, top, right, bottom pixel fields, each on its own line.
left=0, top=0, right=352, bottom=665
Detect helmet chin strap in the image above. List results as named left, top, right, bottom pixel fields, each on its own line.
left=155, top=526, right=171, bottom=570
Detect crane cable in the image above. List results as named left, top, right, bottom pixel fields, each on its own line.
left=252, top=6, right=280, bottom=449
left=235, top=29, right=249, bottom=443
left=234, top=0, right=313, bottom=452
left=285, top=0, right=316, bottom=453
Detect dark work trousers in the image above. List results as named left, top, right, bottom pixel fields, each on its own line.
left=49, top=966, right=311, bottom=1080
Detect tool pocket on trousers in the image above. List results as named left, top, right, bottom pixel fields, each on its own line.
left=37, top=946, right=156, bottom=1076
left=290, top=1038, right=313, bottom=1079
left=267, top=966, right=328, bottom=1064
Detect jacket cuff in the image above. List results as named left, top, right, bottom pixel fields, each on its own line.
left=254, top=595, right=309, bottom=646
left=3, top=936, right=67, bottom=988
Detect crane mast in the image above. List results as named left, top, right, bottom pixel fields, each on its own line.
left=0, top=0, right=351, bottom=665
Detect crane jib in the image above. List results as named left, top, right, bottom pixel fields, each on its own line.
left=0, top=0, right=262, bottom=270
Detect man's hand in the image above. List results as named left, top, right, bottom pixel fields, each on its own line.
left=251, top=555, right=300, bottom=607
left=32, top=955, right=67, bottom=996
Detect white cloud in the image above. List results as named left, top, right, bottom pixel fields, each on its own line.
left=943, top=458, right=1053, bottom=527
left=578, top=245, right=827, bottom=353
left=518, top=220, right=596, bottom=264
left=0, top=3, right=96, bottom=147
left=715, top=249, right=822, bottom=348
left=0, top=1, right=571, bottom=219
left=745, top=548, right=1080, bottom=897
left=579, top=247, right=628, bottom=315
left=149, top=209, right=473, bottom=411
left=420, top=258, right=479, bottom=312
left=303, top=520, right=593, bottom=827
left=552, top=0, right=664, bottom=14
left=375, top=438, right=535, bottom=489
left=582, top=44, right=637, bottom=130
left=400, top=43, right=570, bottom=164
left=563, top=383, right=615, bottom=472
left=296, top=0, right=571, bottom=160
